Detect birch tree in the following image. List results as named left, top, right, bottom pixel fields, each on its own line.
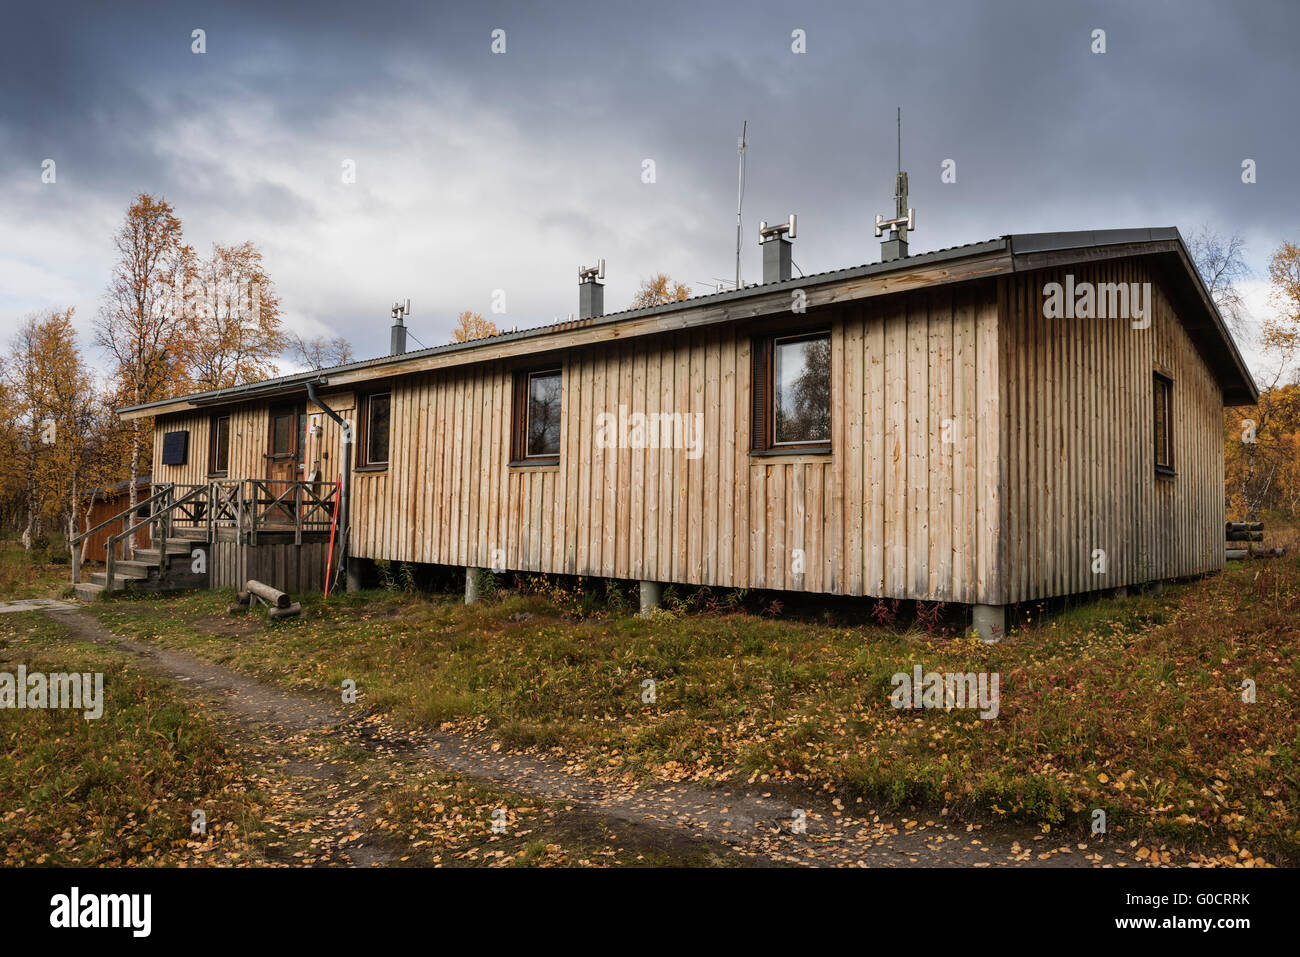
left=94, top=193, right=195, bottom=548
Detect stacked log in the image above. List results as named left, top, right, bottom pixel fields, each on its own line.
left=1225, top=521, right=1283, bottom=560
left=228, top=579, right=302, bottom=618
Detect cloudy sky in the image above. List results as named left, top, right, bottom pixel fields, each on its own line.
left=1, top=0, right=1296, bottom=380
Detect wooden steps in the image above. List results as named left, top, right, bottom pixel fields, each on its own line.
left=75, top=534, right=211, bottom=602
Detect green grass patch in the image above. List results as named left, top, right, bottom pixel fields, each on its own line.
left=0, top=612, right=266, bottom=865
left=86, top=554, right=1300, bottom=861
left=0, top=541, right=75, bottom=601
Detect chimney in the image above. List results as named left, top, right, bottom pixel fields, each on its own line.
left=390, top=299, right=409, bottom=355
left=875, top=171, right=914, bottom=263
left=759, top=214, right=796, bottom=283
left=578, top=259, right=605, bottom=319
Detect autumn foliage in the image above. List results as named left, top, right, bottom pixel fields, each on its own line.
left=450, top=311, right=499, bottom=343
left=630, top=274, right=691, bottom=309
left=0, top=193, right=297, bottom=557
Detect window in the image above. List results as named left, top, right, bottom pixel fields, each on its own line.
left=512, top=369, right=562, bottom=463
left=1153, top=372, right=1174, bottom=473
left=209, top=414, right=231, bottom=476
left=359, top=391, right=391, bottom=467
left=270, top=409, right=294, bottom=456
left=161, top=430, right=188, bottom=465
left=751, top=331, right=831, bottom=452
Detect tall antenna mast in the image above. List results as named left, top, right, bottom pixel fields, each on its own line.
left=874, top=107, right=915, bottom=262
left=735, top=120, right=747, bottom=290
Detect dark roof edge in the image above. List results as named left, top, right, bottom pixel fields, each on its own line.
left=119, top=227, right=1258, bottom=414
left=1007, top=227, right=1258, bottom=404
left=117, top=237, right=1011, bottom=416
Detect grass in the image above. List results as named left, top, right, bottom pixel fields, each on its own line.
left=0, top=612, right=267, bottom=865
left=84, top=550, right=1300, bottom=862
left=0, top=610, right=735, bottom=867
left=0, top=541, right=75, bottom=601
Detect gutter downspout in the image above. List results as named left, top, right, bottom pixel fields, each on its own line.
left=306, top=379, right=352, bottom=592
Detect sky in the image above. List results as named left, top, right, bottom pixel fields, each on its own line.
left=1, top=0, right=1296, bottom=381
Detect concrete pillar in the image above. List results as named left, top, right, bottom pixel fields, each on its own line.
left=1112, top=586, right=1129, bottom=600
left=465, top=567, right=483, bottom=605
left=638, top=580, right=663, bottom=616
left=970, top=604, right=1005, bottom=644
left=1148, top=581, right=1164, bottom=596
left=345, top=557, right=362, bottom=593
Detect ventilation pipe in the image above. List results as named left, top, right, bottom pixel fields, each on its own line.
left=759, top=214, right=796, bottom=283
left=390, top=299, right=409, bottom=355
left=875, top=171, right=915, bottom=263
left=578, top=259, right=605, bottom=319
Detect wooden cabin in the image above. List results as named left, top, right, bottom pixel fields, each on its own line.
left=115, top=228, right=1256, bottom=638
left=81, top=475, right=151, bottom=561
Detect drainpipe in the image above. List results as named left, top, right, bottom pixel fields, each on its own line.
left=305, top=379, right=351, bottom=591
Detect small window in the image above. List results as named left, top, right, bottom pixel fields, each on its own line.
left=360, top=392, right=391, bottom=467
left=751, top=331, right=831, bottom=452
left=209, top=414, right=231, bottom=476
left=1153, top=372, right=1174, bottom=473
left=512, top=369, right=562, bottom=462
left=270, top=410, right=294, bottom=456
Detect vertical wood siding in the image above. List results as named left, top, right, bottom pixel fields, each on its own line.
left=150, top=265, right=1224, bottom=606
left=152, top=392, right=353, bottom=487
left=998, top=260, right=1225, bottom=603
left=346, top=283, right=1002, bottom=603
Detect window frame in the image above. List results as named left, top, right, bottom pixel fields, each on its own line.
left=208, top=413, right=231, bottom=477
left=1153, top=370, right=1175, bottom=476
left=750, top=329, right=833, bottom=456
left=356, top=390, right=392, bottom=470
left=511, top=367, right=563, bottom=466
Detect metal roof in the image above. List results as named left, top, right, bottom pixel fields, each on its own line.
left=118, top=227, right=1257, bottom=415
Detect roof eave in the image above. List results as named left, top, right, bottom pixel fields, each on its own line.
left=119, top=238, right=1013, bottom=420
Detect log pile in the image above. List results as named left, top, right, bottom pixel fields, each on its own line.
left=228, top=579, right=302, bottom=618
left=1225, top=521, right=1284, bottom=560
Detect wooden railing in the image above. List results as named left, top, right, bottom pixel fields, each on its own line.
left=70, top=480, right=337, bottom=591
left=196, top=479, right=338, bottom=544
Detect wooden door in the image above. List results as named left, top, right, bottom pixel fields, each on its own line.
left=266, top=403, right=306, bottom=524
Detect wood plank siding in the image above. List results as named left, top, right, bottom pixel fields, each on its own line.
left=998, top=259, right=1225, bottom=603
left=335, top=283, right=1002, bottom=602
left=151, top=393, right=354, bottom=487
left=210, top=539, right=330, bottom=592
left=146, top=248, right=1231, bottom=606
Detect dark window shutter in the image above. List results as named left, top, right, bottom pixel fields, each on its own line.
left=161, top=430, right=188, bottom=465
left=750, top=338, right=769, bottom=451
left=511, top=371, right=526, bottom=461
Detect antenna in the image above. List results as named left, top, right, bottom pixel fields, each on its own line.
left=873, top=107, right=915, bottom=259
left=735, top=120, right=747, bottom=290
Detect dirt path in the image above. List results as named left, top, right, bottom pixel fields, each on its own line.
left=49, top=607, right=1146, bottom=868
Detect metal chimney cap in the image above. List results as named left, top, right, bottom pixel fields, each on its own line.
left=758, top=214, right=796, bottom=243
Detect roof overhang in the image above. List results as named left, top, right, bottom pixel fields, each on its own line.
left=119, top=239, right=1013, bottom=420
left=1007, top=228, right=1258, bottom=405
left=119, top=226, right=1257, bottom=420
